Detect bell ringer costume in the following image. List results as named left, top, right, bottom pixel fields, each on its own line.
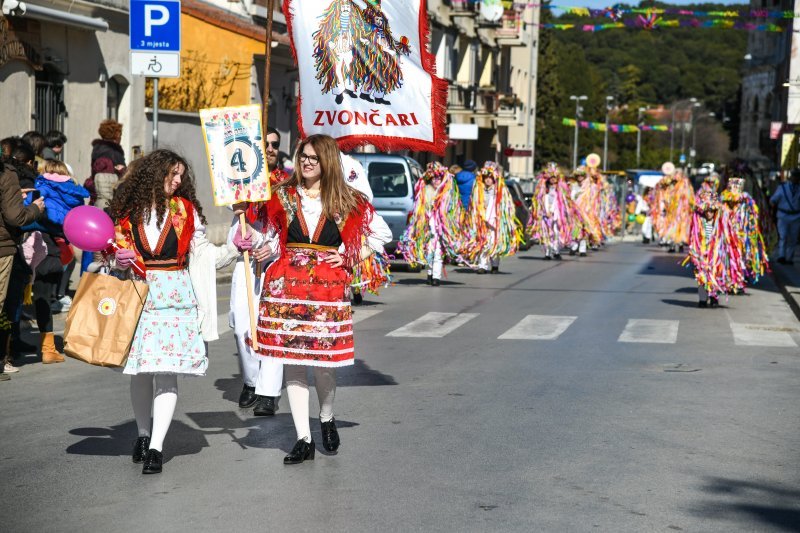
left=398, top=162, right=464, bottom=283
left=530, top=164, right=584, bottom=259
left=466, top=162, right=519, bottom=272
left=721, top=177, right=769, bottom=287
left=654, top=170, right=694, bottom=251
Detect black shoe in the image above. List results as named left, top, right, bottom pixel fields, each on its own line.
left=698, top=300, right=708, bottom=308
left=132, top=436, right=150, bottom=463
left=491, top=266, right=499, bottom=274
left=788, top=260, right=795, bottom=265
left=352, top=292, right=363, bottom=305
left=476, top=268, right=488, bottom=275
left=238, top=385, right=258, bottom=408
left=569, top=249, right=576, bottom=256
left=359, top=93, right=374, bottom=103
left=432, top=278, right=441, bottom=286
left=253, top=395, right=276, bottom=416
left=284, top=439, right=315, bottom=464
left=345, top=89, right=357, bottom=98
left=642, top=238, right=651, bottom=244
left=776, top=257, right=787, bottom=264
left=709, top=297, right=719, bottom=308
left=142, top=449, right=163, bottom=474
left=375, top=97, right=391, bottom=105
left=544, top=255, right=552, bottom=260
left=335, top=93, right=344, bottom=105
left=427, top=274, right=433, bottom=285
left=321, top=419, right=340, bottom=452
left=554, top=254, right=562, bottom=261
left=579, top=252, right=587, bottom=257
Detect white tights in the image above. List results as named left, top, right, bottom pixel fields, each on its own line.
left=284, top=365, right=336, bottom=443
left=130, top=374, right=178, bottom=452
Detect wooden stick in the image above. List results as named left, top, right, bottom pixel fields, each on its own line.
left=240, top=212, right=259, bottom=351
left=262, top=0, right=275, bottom=139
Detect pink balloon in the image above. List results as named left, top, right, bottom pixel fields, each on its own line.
left=63, top=206, right=116, bottom=252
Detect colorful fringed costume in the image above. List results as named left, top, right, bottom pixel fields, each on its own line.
left=570, top=167, right=603, bottom=247
left=464, top=162, right=519, bottom=271
left=312, top=0, right=367, bottom=97
left=654, top=171, right=694, bottom=248
left=356, top=0, right=411, bottom=102
left=397, top=162, right=465, bottom=281
left=590, top=169, right=621, bottom=238
left=530, top=164, right=585, bottom=258
left=683, top=191, right=746, bottom=303
left=721, top=177, right=769, bottom=285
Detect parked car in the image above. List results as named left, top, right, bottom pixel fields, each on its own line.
left=346, top=153, right=422, bottom=254
left=506, top=178, right=532, bottom=251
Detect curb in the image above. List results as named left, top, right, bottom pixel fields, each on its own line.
left=770, top=263, right=800, bottom=322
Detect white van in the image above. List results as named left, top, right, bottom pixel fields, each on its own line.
left=346, top=153, right=422, bottom=253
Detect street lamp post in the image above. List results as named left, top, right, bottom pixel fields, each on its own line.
left=692, top=111, right=715, bottom=167
left=636, top=106, right=646, bottom=167
left=669, top=104, right=676, bottom=162
left=680, top=97, right=697, bottom=166
left=603, top=95, right=613, bottom=171
left=688, top=102, right=701, bottom=168
left=570, top=94, right=587, bottom=170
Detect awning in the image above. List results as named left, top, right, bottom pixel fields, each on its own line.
left=24, top=3, right=108, bottom=32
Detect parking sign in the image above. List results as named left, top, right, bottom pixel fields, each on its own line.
left=130, top=0, right=181, bottom=52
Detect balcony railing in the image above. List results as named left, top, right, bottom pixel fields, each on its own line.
left=495, top=9, right=523, bottom=38
left=445, top=0, right=479, bottom=14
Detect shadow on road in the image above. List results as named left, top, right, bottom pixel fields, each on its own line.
left=661, top=298, right=701, bottom=308
left=66, top=420, right=210, bottom=463
left=394, top=278, right=465, bottom=286
left=692, top=476, right=800, bottom=532
left=337, top=358, right=398, bottom=387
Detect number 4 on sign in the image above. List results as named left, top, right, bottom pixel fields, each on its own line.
left=230, top=148, right=246, bottom=172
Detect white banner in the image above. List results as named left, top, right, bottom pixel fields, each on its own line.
left=284, top=0, right=447, bottom=154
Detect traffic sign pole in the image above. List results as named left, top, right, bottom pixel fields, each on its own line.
left=153, top=78, right=159, bottom=150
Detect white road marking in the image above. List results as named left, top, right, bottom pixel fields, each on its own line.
left=618, top=319, right=679, bottom=344
left=352, top=309, right=384, bottom=324
left=498, top=315, right=577, bottom=340
left=386, top=312, right=479, bottom=338
left=730, top=323, right=798, bottom=348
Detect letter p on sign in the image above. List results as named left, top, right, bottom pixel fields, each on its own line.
left=144, top=5, right=170, bottom=36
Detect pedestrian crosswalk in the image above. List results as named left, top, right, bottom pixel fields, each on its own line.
left=351, top=309, right=799, bottom=348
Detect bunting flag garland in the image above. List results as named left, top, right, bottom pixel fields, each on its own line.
left=541, top=19, right=784, bottom=32
left=284, top=0, right=448, bottom=154
left=562, top=118, right=671, bottom=133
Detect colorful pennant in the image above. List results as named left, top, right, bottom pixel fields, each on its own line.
left=562, top=118, right=672, bottom=133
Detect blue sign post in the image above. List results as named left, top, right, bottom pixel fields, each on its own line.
left=130, top=0, right=181, bottom=149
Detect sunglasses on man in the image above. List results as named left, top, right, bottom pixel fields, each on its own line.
left=266, top=141, right=280, bottom=149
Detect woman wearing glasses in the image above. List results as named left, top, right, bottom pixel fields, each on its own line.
left=234, top=134, right=391, bottom=464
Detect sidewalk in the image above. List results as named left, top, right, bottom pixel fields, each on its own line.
left=771, top=260, right=800, bottom=320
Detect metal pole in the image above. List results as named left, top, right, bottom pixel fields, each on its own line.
left=603, top=100, right=610, bottom=171
left=261, top=0, right=275, bottom=139
left=669, top=106, right=675, bottom=162
left=636, top=108, right=643, bottom=167
left=572, top=98, right=580, bottom=170
left=152, top=78, right=159, bottom=150
left=525, top=5, right=540, bottom=178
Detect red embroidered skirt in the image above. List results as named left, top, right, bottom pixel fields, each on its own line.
left=253, top=245, right=354, bottom=367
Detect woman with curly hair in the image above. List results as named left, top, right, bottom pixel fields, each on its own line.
left=234, top=134, right=391, bottom=464
left=108, top=149, right=235, bottom=475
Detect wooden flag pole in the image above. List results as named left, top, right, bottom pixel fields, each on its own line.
left=245, top=0, right=276, bottom=351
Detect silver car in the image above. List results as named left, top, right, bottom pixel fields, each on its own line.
left=347, top=153, right=422, bottom=253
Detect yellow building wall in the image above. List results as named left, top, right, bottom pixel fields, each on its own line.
left=150, top=13, right=264, bottom=111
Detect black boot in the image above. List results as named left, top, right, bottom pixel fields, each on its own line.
left=345, top=89, right=357, bottom=98
left=132, top=436, right=150, bottom=463
left=427, top=274, right=433, bottom=285
left=238, top=385, right=257, bottom=408
left=142, top=449, right=163, bottom=474
left=334, top=93, right=344, bottom=105
left=284, top=439, right=315, bottom=464
left=321, top=419, right=340, bottom=452
left=359, top=93, right=374, bottom=103
left=432, top=278, right=441, bottom=286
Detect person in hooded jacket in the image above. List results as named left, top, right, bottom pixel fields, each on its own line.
left=455, top=160, right=477, bottom=209
left=25, top=160, right=89, bottom=363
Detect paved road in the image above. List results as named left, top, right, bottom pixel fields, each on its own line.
left=3, top=243, right=799, bottom=532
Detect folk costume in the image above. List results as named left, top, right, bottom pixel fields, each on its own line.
left=466, top=162, right=519, bottom=273
left=357, top=0, right=410, bottom=105
left=229, top=168, right=289, bottom=412
left=654, top=170, right=694, bottom=251
left=398, top=162, right=464, bottom=283
left=115, top=196, right=235, bottom=467
left=249, top=184, right=391, bottom=450
left=683, top=191, right=745, bottom=306
left=530, top=164, right=584, bottom=259
left=312, top=0, right=366, bottom=104
left=569, top=167, right=602, bottom=254
left=721, top=177, right=769, bottom=286
left=591, top=168, right=621, bottom=239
